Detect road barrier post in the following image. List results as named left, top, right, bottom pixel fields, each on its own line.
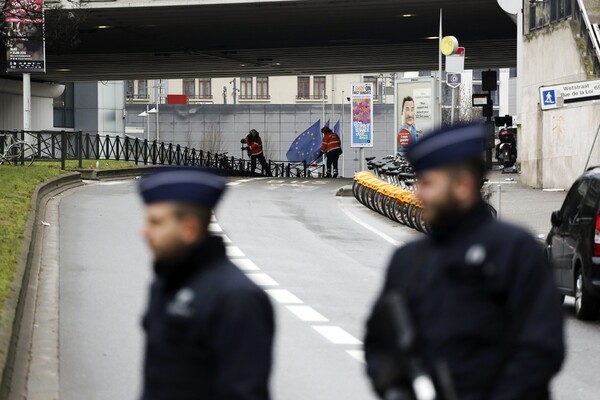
left=60, top=130, right=66, bottom=170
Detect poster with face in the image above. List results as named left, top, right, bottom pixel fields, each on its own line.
left=395, top=78, right=435, bottom=156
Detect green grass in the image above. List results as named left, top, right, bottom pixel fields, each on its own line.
left=0, top=160, right=135, bottom=320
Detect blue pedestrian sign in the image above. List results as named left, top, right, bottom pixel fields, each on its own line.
left=542, top=90, right=556, bottom=106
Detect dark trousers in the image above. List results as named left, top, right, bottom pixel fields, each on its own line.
left=251, top=153, right=272, bottom=176
left=325, top=149, right=342, bottom=177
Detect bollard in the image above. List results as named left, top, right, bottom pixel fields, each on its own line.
left=497, top=185, right=502, bottom=220
left=77, top=130, right=83, bottom=169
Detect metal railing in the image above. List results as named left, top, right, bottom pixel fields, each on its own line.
left=0, top=130, right=324, bottom=178
left=574, top=0, right=600, bottom=77
left=296, top=95, right=328, bottom=100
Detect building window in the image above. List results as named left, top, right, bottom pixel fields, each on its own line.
left=314, top=76, right=326, bottom=99
left=183, top=79, right=195, bottom=97
left=363, top=76, right=379, bottom=99
left=297, top=76, right=310, bottom=99
left=53, top=82, right=74, bottom=128
left=529, top=0, right=571, bottom=30
left=240, top=77, right=253, bottom=99
left=126, top=80, right=134, bottom=99
left=138, top=80, right=148, bottom=98
left=256, top=77, right=269, bottom=99
left=198, top=78, right=211, bottom=98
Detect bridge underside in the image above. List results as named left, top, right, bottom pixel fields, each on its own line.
left=0, top=0, right=517, bottom=82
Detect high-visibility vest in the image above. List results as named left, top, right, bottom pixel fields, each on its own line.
left=243, top=135, right=263, bottom=156
left=321, top=132, right=341, bottom=153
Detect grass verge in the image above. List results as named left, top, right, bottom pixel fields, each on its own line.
left=0, top=160, right=135, bottom=321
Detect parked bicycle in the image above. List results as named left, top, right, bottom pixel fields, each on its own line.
left=0, top=133, right=35, bottom=166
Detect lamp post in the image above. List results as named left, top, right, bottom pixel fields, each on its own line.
left=138, top=105, right=157, bottom=141
left=148, top=107, right=158, bottom=141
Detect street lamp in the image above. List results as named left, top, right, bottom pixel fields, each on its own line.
left=147, top=107, right=158, bottom=142
left=137, top=106, right=157, bottom=141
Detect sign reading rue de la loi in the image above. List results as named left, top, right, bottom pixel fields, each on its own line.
left=539, top=79, right=600, bottom=110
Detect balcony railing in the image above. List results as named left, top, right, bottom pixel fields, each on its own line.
left=126, top=94, right=151, bottom=103
left=296, top=94, right=328, bottom=100
left=187, top=95, right=214, bottom=103
left=239, top=94, right=271, bottom=100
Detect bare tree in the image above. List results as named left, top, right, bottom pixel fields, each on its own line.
left=199, top=124, right=225, bottom=154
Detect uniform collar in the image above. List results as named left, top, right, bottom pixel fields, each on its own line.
left=429, top=200, right=491, bottom=244
left=154, top=235, right=227, bottom=292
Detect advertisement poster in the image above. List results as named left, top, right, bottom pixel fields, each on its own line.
left=350, top=82, right=374, bottom=148
left=4, top=0, right=46, bottom=73
left=395, top=78, right=435, bottom=155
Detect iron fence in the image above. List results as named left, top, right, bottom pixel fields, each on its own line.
left=1, top=130, right=324, bottom=178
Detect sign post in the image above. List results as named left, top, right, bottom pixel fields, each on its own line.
left=446, top=73, right=462, bottom=125
left=350, top=83, right=374, bottom=171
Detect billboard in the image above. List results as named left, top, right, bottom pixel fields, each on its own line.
left=4, top=0, right=46, bottom=73
left=395, top=78, right=435, bottom=155
left=350, top=82, right=374, bottom=148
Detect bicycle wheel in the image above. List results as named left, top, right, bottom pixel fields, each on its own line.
left=4, top=141, right=35, bottom=166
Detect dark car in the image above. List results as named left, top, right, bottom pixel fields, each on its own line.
left=547, top=167, right=600, bottom=320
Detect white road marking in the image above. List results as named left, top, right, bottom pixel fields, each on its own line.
left=286, top=305, right=328, bottom=322
left=312, top=326, right=363, bottom=345
left=337, top=198, right=403, bottom=247
left=246, top=273, right=279, bottom=286
left=227, top=182, right=241, bottom=186
left=347, top=350, right=366, bottom=364
left=231, top=258, right=260, bottom=271
left=265, top=289, right=303, bottom=304
left=219, top=234, right=232, bottom=243
left=208, top=223, right=223, bottom=233
left=226, top=246, right=245, bottom=257
left=210, top=215, right=217, bottom=222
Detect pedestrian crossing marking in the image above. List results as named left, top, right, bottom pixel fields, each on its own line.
left=264, top=289, right=303, bottom=304
left=232, top=258, right=260, bottom=271
left=286, top=305, right=328, bottom=322
left=226, top=246, right=245, bottom=258
left=246, top=273, right=279, bottom=287
left=312, top=326, right=363, bottom=345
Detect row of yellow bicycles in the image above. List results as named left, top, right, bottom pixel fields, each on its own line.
left=352, top=169, right=429, bottom=233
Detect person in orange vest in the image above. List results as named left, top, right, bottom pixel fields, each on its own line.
left=241, top=129, right=272, bottom=176
left=321, top=126, right=343, bottom=178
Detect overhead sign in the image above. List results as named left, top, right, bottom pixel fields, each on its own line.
left=350, top=83, right=374, bottom=148
left=4, top=0, right=46, bottom=73
left=445, top=47, right=465, bottom=74
left=539, top=78, right=600, bottom=110
left=447, top=73, right=462, bottom=89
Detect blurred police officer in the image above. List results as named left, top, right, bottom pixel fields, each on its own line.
left=364, top=124, right=564, bottom=400
left=138, top=168, right=274, bottom=400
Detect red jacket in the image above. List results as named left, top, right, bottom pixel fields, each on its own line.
left=242, top=135, right=263, bottom=156
left=321, top=132, right=341, bottom=154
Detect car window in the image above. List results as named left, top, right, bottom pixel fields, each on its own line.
left=578, top=179, right=600, bottom=221
left=561, top=179, right=588, bottom=223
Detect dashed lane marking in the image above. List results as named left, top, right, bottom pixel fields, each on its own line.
left=286, top=305, right=329, bottom=322
left=225, top=246, right=245, bottom=258
left=208, top=223, right=223, bottom=233
left=264, top=289, right=303, bottom=304
left=246, top=273, right=279, bottom=287
left=337, top=198, right=403, bottom=247
left=231, top=258, right=260, bottom=271
left=312, top=326, right=363, bottom=345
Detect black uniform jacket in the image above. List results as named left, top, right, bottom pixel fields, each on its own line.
left=365, top=202, right=565, bottom=400
left=141, top=236, right=274, bottom=400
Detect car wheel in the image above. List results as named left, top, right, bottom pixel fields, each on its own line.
left=574, top=269, right=600, bottom=320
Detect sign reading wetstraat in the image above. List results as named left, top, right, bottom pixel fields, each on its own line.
left=539, top=79, right=600, bottom=110
left=350, top=83, right=374, bottom=148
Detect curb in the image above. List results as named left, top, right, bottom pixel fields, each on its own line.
left=0, top=172, right=81, bottom=400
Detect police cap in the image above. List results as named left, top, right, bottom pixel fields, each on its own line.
left=406, top=123, right=486, bottom=173
left=138, top=167, right=227, bottom=207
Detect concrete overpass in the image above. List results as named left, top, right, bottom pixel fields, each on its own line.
left=0, top=0, right=517, bottom=82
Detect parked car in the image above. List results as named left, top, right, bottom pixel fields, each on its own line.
left=546, top=167, right=600, bottom=320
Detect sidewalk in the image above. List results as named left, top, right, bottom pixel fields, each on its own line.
left=486, top=169, right=567, bottom=238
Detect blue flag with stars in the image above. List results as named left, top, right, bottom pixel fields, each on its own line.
left=286, top=120, right=322, bottom=163
left=333, top=120, right=340, bottom=134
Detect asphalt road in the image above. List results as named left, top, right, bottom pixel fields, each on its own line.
left=56, top=177, right=600, bottom=400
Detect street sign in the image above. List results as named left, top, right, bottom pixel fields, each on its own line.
left=539, top=78, right=600, bottom=110
left=350, top=83, right=374, bottom=148
left=447, top=73, right=462, bottom=89
left=445, top=47, right=465, bottom=73
left=472, top=93, right=489, bottom=107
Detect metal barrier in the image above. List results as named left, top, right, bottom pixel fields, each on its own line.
left=2, top=130, right=323, bottom=178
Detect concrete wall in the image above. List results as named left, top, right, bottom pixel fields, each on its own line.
left=0, top=78, right=63, bottom=131
left=74, top=81, right=125, bottom=136
left=521, top=20, right=600, bottom=188
left=125, top=104, right=396, bottom=177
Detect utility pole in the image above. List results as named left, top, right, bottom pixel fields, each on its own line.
left=23, top=73, right=31, bottom=133
left=230, top=79, right=238, bottom=104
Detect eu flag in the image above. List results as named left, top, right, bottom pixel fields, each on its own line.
left=333, top=120, right=340, bottom=134
left=286, top=120, right=322, bottom=163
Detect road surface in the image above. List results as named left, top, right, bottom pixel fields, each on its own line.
left=56, top=177, right=599, bottom=400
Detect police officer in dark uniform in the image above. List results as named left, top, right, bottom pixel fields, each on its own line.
left=138, top=168, right=274, bottom=400
left=364, top=124, right=564, bottom=400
